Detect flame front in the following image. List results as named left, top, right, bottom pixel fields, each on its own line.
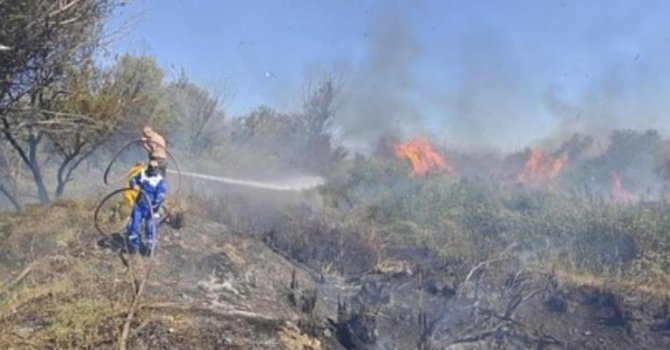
left=611, top=172, right=633, bottom=203
left=394, top=137, right=454, bottom=176
left=517, top=150, right=568, bottom=185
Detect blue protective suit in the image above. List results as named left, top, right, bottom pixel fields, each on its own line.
left=126, top=167, right=167, bottom=253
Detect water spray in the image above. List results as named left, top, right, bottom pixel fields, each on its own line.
left=105, top=139, right=324, bottom=193
left=96, top=140, right=324, bottom=237
left=168, top=169, right=325, bottom=191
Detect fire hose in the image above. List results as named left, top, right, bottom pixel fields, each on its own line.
left=92, top=186, right=161, bottom=350
left=93, top=138, right=326, bottom=350
left=93, top=187, right=170, bottom=239
left=94, top=139, right=178, bottom=350
left=95, top=138, right=180, bottom=239
left=103, top=139, right=183, bottom=196
left=99, top=187, right=159, bottom=350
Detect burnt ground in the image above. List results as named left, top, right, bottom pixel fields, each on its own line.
left=1, top=203, right=670, bottom=349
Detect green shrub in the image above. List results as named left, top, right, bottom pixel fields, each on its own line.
left=310, top=157, right=670, bottom=286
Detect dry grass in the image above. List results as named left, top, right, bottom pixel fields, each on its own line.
left=278, top=322, right=322, bottom=350
left=541, top=259, right=670, bottom=299
left=0, top=203, right=132, bottom=349
left=0, top=256, right=129, bottom=349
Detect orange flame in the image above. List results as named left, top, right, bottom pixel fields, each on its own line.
left=394, top=137, right=454, bottom=176
left=611, top=172, right=633, bottom=203
left=517, top=150, right=568, bottom=185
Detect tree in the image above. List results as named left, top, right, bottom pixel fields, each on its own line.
left=219, top=76, right=346, bottom=174
left=0, top=0, right=119, bottom=203
left=45, top=61, right=151, bottom=197
left=299, top=76, right=347, bottom=173
left=164, top=74, right=226, bottom=155
left=0, top=143, right=20, bottom=210
left=655, top=139, right=670, bottom=201
left=107, top=54, right=170, bottom=142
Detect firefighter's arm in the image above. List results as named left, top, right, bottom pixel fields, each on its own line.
left=129, top=173, right=141, bottom=190
left=141, top=137, right=152, bottom=152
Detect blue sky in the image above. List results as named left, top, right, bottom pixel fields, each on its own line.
left=111, top=0, right=670, bottom=150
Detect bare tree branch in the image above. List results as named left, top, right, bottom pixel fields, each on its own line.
left=0, top=0, right=125, bottom=202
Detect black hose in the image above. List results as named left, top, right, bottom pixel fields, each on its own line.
left=93, top=187, right=170, bottom=239
left=95, top=161, right=163, bottom=349
left=103, top=139, right=183, bottom=197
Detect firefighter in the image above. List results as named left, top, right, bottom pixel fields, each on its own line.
left=126, top=159, right=167, bottom=256
left=141, top=126, right=168, bottom=177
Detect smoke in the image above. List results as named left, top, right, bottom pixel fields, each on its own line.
left=545, top=41, right=670, bottom=142
left=443, top=32, right=670, bottom=153
left=442, top=30, right=549, bottom=152
left=330, top=7, right=670, bottom=155
left=335, top=12, right=424, bottom=153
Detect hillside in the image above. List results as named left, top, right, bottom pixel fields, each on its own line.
left=1, top=201, right=669, bottom=349
left=0, top=202, right=335, bottom=349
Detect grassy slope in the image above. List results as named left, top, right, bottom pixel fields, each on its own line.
left=0, top=201, right=328, bottom=350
